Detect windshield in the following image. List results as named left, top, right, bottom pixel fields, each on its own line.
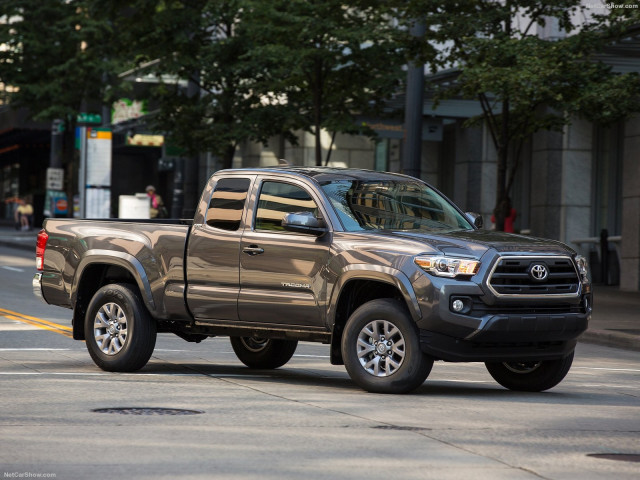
left=320, top=179, right=473, bottom=233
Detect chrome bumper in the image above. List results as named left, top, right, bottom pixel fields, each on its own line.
left=33, top=273, right=46, bottom=303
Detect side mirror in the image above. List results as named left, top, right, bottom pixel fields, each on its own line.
left=282, top=212, right=327, bottom=236
left=465, top=212, right=483, bottom=229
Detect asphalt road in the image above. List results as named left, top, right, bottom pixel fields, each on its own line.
left=1, top=245, right=639, bottom=480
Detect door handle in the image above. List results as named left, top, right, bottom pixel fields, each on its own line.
left=243, top=245, right=264, bottom=256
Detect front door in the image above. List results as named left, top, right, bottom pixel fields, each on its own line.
left=238, top=179, right=331, bottom=328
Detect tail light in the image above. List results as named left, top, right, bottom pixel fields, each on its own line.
left=36, top=229, right=48, bottom=271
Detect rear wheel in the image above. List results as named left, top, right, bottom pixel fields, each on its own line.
left=230, top=336, right=298, bottom=369
left=485, top=351, right=574, bottom=392
left=84, top=283, right=156, bottom=372
left=341, top=299, right=433, bottom=394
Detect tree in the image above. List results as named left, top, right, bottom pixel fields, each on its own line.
left=116, top=0, right=295, bottom=169
left=0, top=0, right=121, bottom=204
left=402, top=0, right=640, bottom=230
left=244, top=0, right=405, bottom=166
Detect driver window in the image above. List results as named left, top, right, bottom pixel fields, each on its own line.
left=255, top=182, right=319, bottom=232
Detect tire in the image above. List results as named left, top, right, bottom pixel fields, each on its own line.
left=485, top=351, right=575, bottom=392
left=341, top=299, right=433, bottom=394
left=84, top=283, right=157, bottom=372
left=230, top=336, right=298, bottom=369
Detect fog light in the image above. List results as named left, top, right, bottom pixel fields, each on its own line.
left=452, top=299, right=465, bottom=312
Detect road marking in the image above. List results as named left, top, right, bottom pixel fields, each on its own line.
left=0, top=307, right=72, bottom=338
left=0, top=348, right=71, bottom=351
left=574, top=366, right=640, bottom=373
left=1, top=266, right=24, bottom=272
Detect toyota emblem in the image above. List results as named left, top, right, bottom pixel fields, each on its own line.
left=529, top=263, right=548, bottom=282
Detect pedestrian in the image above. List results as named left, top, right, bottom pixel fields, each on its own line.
left=146, top=185, right=166, bottom=218
left=491, top=197, right=517, bottom=233
left=15, top=197, right=34, bottom=231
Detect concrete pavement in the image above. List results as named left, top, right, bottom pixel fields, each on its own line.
left=0, top=224, right=637, bottom=353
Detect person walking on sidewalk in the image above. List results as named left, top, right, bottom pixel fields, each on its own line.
left=14, top=197, right=34, bottom=231
left=146, top=185, right=167, bottom=219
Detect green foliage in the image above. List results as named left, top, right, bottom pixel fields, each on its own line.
left=401, top=0, right=640, bottom=229
left=112, top=0, right=404, bottom=167
left=242, top=0, right=405, bottom=165
left=0, top=0, right=120, bottom=121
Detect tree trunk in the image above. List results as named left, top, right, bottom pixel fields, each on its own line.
left=221, top=144, right=236, bottom=170
left=313, top=59, right=323, bottom=166
left=494, top=94, right=510, bottom=232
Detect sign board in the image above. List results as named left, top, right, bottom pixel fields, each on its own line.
left=83, top=128, right=112, bottom=218
left=46, top=167, right=65, bottom=190
left=86, top=128, right=112, bottom=187
left=77, top=113, right=102, bottom=125
left=358, top=117, right=443, bottom=142
left=112, top=98, right=148, bottom=124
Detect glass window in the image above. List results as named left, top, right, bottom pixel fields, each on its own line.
left=206, top=178, right=251, bottom=231
left=255, top=182, right=319, bottom=232
left=320, top=179, right=472, bottom=233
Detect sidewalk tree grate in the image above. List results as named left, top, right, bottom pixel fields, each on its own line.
left=587, top=453, right=640, bottom=463
left=93, top=407, right=204, bottom=416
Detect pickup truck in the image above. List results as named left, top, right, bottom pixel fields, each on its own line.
left=33, top=167, right=592, bottom=393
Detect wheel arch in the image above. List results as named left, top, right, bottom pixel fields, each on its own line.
left=71, top=251, right=155, bottom=340
left=328, top=267, right=421, bottom=365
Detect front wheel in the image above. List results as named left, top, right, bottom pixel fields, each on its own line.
left=84, top=283, right=156, bottom=372
left=341, top=299, right=433, bottom=394
left=485, top=351, right=574, bottom=392
left=230, top=337, right=298, bottom=369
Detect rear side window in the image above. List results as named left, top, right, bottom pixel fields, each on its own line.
left=206, top=178, right=251, bottom=231
left=255, top=181, right=319, bottom=232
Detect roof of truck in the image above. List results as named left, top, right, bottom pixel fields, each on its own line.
left=219, top=166, right=417, bottom=184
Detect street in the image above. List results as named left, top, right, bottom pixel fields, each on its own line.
left=1, top=245, right=639, bottom=480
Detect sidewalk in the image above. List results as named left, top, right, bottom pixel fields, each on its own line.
left=0, top=224, right=638, bottom=353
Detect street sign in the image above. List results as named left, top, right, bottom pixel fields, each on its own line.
left=46, top=167, right=65, bottom=190
left=77, top=113, right=102, bottom=125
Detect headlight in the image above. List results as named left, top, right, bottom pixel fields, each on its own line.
left=575, top=255, right=589, bottom=282
left=415, top=256, right=480, bottom=278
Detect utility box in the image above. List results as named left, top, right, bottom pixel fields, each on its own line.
left=119, top=194, right=150, bottom=219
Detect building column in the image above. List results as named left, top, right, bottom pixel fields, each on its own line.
left=452, top=120, right=484, bottom=213
left=529, top=117, right=592, bottom=245
left=621, top=116, right=640, bottom=292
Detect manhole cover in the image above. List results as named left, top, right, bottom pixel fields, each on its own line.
left=587, top=453, right=640, bottom=463
left=372, top=425, right=431, bottom=432
left=93, top=407, right=204, bottom=416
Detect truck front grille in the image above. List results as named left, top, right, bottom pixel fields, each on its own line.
left=488, top=256, right=580, bottom=297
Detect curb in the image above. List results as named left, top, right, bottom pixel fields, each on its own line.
left=0, top=238, right=36, bottom=253
left=579, top=329, right=639, bottom=352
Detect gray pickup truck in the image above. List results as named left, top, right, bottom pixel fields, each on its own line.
left=34, top=167, right=592, bottom=393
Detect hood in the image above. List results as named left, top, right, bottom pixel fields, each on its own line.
left=367, top=229, right=575, bottom=259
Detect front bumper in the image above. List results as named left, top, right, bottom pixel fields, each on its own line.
left=413, top=270, right=592, bottom=362
left=419, top=311, right=589, bottom=362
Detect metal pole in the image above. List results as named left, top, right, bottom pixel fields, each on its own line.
left=182, top=74, right=201, bottom=219
left=171, top=157, right=185, bottom=219
left=402, top=21, right=426, bottom=179
left=78, top=126, right=88, bottom=218
left=50, top=120, right=64, bottom=168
